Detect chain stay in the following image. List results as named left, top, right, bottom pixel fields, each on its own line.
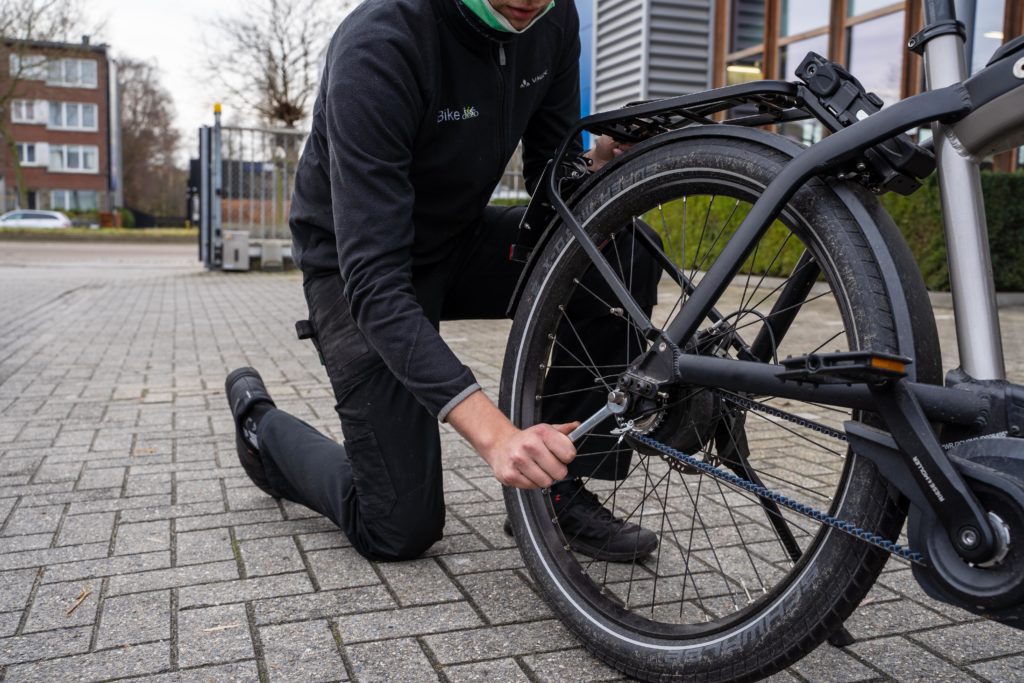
left=627, top=429, right=927, bottom=565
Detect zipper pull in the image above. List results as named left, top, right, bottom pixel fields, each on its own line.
left=498, top=43, right=506, bottom=66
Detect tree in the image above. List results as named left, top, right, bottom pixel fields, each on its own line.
left=0, top=0, right=90, bottom=207
left=204, top=0, right=356, bottom=129
left=117, top=58, right=185, bottom=218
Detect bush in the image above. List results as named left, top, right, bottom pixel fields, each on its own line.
left=119, top=208, right=136, bottom=229
left=880, top=172, right=1024, bottom=292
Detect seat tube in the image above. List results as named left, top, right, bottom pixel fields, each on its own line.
left=922, top=30, right=1006, bottom=380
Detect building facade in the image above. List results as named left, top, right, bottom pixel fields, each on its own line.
left=1, top=38, right=121, bottom=213
left=588, top=0, right=1022, bottom=168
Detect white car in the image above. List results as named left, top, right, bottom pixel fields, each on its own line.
left=0, top=210, right=72, bottom=229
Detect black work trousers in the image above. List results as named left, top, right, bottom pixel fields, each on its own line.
left=258, top=205, right=659, bottom=561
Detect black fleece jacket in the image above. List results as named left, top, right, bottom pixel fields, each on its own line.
left=289, top=0, right=581, bottom=421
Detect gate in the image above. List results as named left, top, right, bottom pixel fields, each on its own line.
left=198, top=105, right=308, bottom=269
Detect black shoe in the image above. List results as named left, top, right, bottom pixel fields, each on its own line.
left=550, top=478, right=658, bottom=563
left=225, top=367, right=278, bottom=497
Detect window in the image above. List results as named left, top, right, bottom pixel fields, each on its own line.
left=47, top=102, right=99, bottom=131
left=49, top=145, right=99, bottom=173
left=15, top=143, right=37, bottom=165
left=781, top=0, right=830, bottom=38
left=46, top=58, right=98, bottom=88
left=11, top=100, right=41, bottom=124
left=847, top=10, right=905, bottom=107
left=51, top=190, right=98, bottom=211
left=967, top=0, right=1006, bottom=74
left=8, top=54, right=47, bottom=80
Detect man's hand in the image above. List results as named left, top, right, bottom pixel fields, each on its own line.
left=584, top=134, right=634, bottom=173
left=447, top=390, right=578, bottom=489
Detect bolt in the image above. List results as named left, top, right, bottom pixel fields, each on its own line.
left=959, top=527, right=979, bottom=549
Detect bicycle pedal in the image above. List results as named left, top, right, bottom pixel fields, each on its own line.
left=778, top=351, right=911, bottom=385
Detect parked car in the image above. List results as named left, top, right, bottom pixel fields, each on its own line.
left=0, top=210, right=72, bottom=229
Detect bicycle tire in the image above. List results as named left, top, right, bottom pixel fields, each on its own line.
left=500, top=129, right=937, bottom=681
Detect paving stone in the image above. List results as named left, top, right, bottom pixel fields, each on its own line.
left=0, top=541, right=109, bottom=571
left=174, top=479, right=225, bottom=504
left=443, top=658, right=531, bottom=683
left=179, top=572, right=315, bottom=609
left=177, top=603, right=254, bottom=668
left=849, top=635, right=973, bottom=682
left=0, top=610, right=20, bottom=637
left=0, top=625, right=92, bottom=665
left=106, top=560, right=238, bottom=596
left=119, top=660, right=261, bottom=682
left=23, top=579, right=99, bottom=633
left=115, top=519, right=171, bottom=555
left=0, top=532, right=54, bottom=553
left=520, top=647, right=625, bottom=682
left=225, top=485, right=279, bottom=511
left=786, top=643, right=878, bottom=682
left=844, top=599, right=952, bottom=640
left=422, top=619, right=576, bottom=665
left=68, top=494, right=170, bottom=515
left=970, top=654, right=1024, bottom=682
left=77, top=465, right=126, bottom=490
left=97, top=589, right=171, bottom=648
left=299, top=531, right=348, bottom=551
left=239, top=536, right=304, bottom=577
left=374, top=557, right=462, bottom=607
left=231, top=517, right=336, bottom=540
left=57, top=511, right=116, bottom=546
left=254, top=585, right=395, bottom=625
left=4, top=639, right=170, bottom=681
left=910, top=620, right=1024, bottom=663
left=42, top=550, right=171, bottom=584
left=438, top=548, right=524, bottom=575
left=119, top=501, right=225, bottom=524
left=335, top=602, right=482, bottom=644
left=2, top=504, right=64, bottom=536
left=175, top=527, right=235, bottom=566
left=456, top=570, right=550, bottom=624
left=125, top=472, right=173, bottom=497
left=346, top=637, right=438, bottom=682
left=307, top=546, right=382, bottom=590
left=260, top=620, right=347, bottom=682
left=175, top=508, right=283, bottom=532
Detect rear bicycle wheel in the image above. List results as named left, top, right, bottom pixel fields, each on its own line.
left=500, top=131, right=928, bottom=681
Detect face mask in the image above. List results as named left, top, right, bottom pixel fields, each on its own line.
left=460, top=0, right=555, bottom=34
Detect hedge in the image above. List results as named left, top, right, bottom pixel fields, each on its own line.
left=634, top=172, right=1024, bottom=292
left=880, top=172, right=1024, bottom=292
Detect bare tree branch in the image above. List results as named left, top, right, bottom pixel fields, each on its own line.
left=202, top=0, right=356, bottom=128
left=117, top=57, right=184, bottom=217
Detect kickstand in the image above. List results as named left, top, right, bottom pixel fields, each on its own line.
left=828, top=626, right=856, bottom=648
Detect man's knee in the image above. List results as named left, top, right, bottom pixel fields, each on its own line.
left=357, top=512, right=445, bottom=561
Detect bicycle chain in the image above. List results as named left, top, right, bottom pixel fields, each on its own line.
left=624, top=392, right=927, bottom=565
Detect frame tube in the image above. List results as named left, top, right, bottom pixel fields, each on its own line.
left=923, top=34, right=1006, bottom=380
left=675, top=354, right=987, bottom=427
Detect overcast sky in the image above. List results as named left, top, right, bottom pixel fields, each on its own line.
left=85, top=0, right=350, bottom=165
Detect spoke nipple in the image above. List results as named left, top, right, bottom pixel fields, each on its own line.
left=535, top=395, right=542, bottom=401
left=539, top=363, right=546, bottom=370
left=558, top=304, right=565, bottom=311
left=548, top=333, right=556, bottom=340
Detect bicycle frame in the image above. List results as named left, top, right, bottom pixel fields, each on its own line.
left=524, top=1, right=1024, bottom=572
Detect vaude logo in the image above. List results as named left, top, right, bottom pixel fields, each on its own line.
left=437, top=106, right=480, bottom=123
left=519, top=69, right=549, bottom=88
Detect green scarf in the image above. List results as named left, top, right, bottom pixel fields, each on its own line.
left=460, top=0, right=556, bottom=34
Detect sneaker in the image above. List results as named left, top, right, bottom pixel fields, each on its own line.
left=225, top=367, right=279, bottom=497
left=550, top=478, right=658, bottom=562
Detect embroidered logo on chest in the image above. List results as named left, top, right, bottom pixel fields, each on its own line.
left=437, top=106, right=481, bottom=123
left=519, top=69, right=549, bottom=89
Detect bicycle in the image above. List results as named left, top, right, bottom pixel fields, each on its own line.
left=498, top=2, right=1024, bottom=680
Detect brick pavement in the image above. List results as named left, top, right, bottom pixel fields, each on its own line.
left=0, top=242, right=1022, bottom=682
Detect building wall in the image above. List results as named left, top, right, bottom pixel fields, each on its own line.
left=1, top=41, right=111, bottom=212
left=593, top=0, right=712, bottom=112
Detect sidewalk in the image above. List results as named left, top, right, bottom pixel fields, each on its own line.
left=0, top=242, right=1022, bottom=682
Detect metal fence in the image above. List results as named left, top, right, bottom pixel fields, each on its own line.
left=198, top=112, right=530, bottom=269
left=198, top=110, right=307, bottom=269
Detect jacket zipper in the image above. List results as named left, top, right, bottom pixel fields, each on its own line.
left=496, top=42, right=508, bottom=169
